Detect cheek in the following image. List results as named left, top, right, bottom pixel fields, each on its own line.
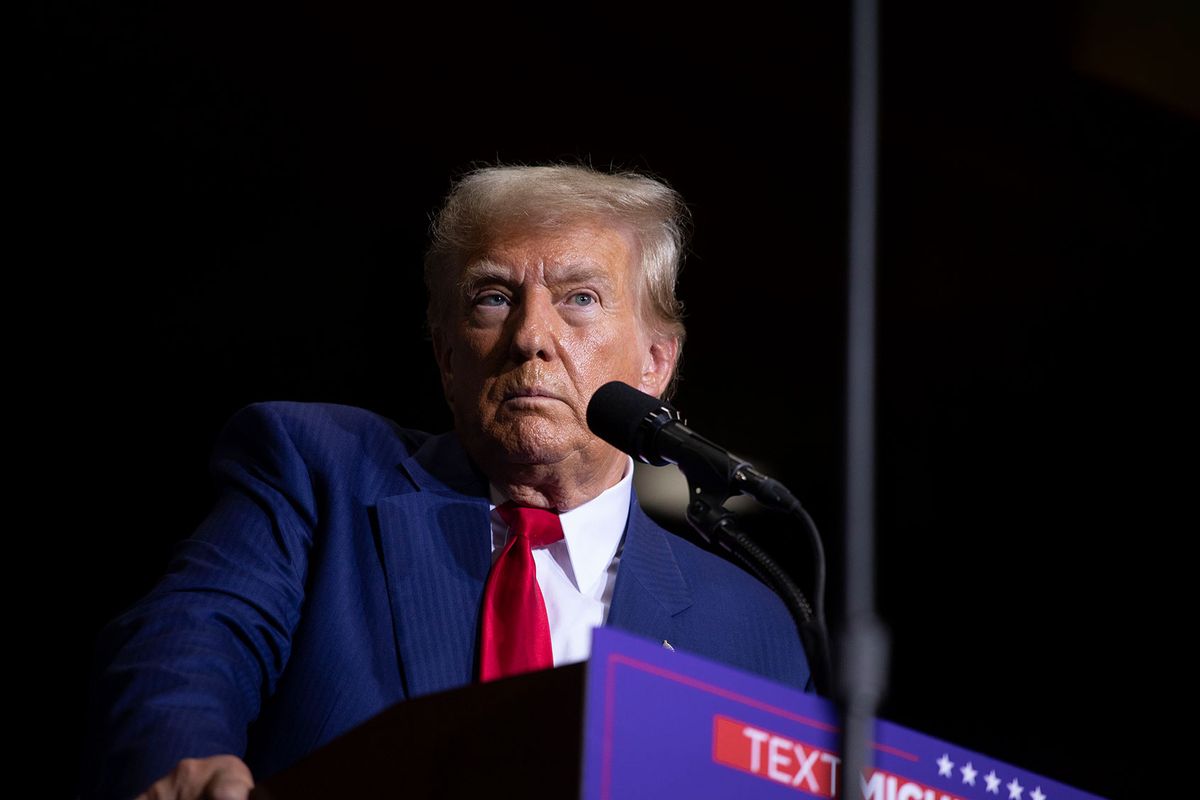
left=452, top=331, right=502, bottom=376
left=476, top=326, right=515, bottom=358
left=574, top=326, right=646, bottom=384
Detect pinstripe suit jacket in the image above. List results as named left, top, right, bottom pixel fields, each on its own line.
left=81, top=402, right=811, bottom=799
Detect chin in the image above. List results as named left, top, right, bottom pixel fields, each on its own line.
left=488, top=417, right=578, bottom=466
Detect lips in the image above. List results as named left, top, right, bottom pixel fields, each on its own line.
left=502, top=387, right=561, bottom=402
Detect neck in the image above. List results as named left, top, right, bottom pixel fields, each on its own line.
left=482, top=447, right=628, bottom=511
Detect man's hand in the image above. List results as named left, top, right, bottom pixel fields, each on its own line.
left=135, top=754, right=254, bottom=800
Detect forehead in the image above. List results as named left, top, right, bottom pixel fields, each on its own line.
left=471, top=220, right=637, bottom=280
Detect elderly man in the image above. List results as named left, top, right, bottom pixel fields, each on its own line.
left=80, top=164, right=812, bottom=800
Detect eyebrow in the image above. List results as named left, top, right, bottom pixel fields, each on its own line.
left=459, top=259, right=616, bottom=294
left=458, top=261, right=510, bottom=294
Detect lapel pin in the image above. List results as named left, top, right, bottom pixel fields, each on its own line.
left=662, top=640, right=675, bottom=652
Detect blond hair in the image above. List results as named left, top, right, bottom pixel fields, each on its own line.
left=424, top=164, right=689, bottom=357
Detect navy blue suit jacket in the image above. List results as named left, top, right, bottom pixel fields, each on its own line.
left=81, top=402, right=811, bottom=799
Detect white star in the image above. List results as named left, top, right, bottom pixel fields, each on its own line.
left=985, top=771, right=1002, bottom=794
left=937, top=754, right=955, bottom=777
left=1007, top=777, right=1024, bottom=799
left=1031, top=787, right=1046, bottom=800
left=960, top=762, right=978, bottom=786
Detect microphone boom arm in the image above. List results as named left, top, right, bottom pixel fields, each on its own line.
left=685, top=482, right=832, bottom=696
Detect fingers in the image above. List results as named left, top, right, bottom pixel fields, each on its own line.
left=134, top=754, right=255, bottom=800
left=204, top=763, right=254, bottom=800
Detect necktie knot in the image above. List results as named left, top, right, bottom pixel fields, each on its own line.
left=497, top=502, right=564, bottom=548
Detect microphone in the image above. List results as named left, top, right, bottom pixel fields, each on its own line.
left=586, top=381, right=799, bottom=512
left=589, top=381, right=830, bottom=691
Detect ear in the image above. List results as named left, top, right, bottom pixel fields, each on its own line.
left=430, top=326, right=455, bottom=406
left=637, top=333, right=679, bottom=399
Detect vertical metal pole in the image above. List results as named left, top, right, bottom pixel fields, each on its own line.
left=841, top=0, right=889, bottom=796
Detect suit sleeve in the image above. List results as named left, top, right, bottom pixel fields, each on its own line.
left=79, top=404, right=317, bottom=800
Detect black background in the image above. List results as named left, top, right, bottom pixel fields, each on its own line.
left=28, top=2, right=1197, bottom=797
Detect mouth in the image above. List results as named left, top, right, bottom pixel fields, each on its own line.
left=502, top=387, right=562, bottom=403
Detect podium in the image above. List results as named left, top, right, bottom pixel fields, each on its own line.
left=253, top=629, right=1105, bottom=800
left=252, top=661, right=586, bottom=798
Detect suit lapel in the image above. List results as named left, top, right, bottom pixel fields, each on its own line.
left=607, top=492, right=694, bottom=645
left=375, top=432, right=491, bottom=698
left=376, top=442, right=694, bottom=694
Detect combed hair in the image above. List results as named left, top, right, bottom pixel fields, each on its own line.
left=424, top=164, right=689, bottom=357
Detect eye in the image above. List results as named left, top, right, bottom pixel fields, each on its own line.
left=475, top=292, right=510, bottom=307
left=569, top=292, right=595, bottom=307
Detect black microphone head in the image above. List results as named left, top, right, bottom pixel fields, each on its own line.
left=587, top=381, right=677, bottom=464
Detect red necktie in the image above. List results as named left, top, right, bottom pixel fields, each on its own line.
left=479, top=502, right=565, bottom=682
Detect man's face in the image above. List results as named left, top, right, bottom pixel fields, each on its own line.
left=433, top=220, right=676, bottom=475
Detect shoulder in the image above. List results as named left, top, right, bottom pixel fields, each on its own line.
left=212, top=401, right=434, bottom=488
left=221, top=400, right=429, bottom=450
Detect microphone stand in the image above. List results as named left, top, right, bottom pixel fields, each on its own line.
left=840, top=0, right=889, bottom=794
left=684, top=483, right=833, bottom=697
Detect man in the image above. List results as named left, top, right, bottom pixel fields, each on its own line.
left=80, top=164, right=812, bottom=800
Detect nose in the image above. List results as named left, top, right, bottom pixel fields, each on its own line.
left=508, top=289, right=557, bottom=363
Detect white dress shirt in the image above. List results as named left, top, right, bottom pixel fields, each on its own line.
left=488, top=456, right=634, bottom=666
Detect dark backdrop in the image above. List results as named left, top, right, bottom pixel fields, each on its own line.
left=29, top=2, right=1197, bottom=798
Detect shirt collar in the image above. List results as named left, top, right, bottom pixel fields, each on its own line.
left=489, top=456, right=634, bottom=593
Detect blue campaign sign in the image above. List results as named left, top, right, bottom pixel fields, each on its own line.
left=581, top=628, right=1104, bottom=800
